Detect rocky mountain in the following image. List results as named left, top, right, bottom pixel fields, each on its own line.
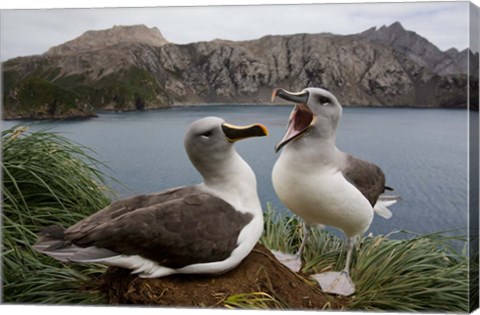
left=46, top=25, right=169, bottom=56
left=358, top=22, right=468, bottom=76
left=2, top=23, right=476, bottom=120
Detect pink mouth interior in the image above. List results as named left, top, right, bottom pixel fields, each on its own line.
left=278, top=104, right=314, bottom=147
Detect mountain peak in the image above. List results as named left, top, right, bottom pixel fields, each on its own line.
left=445, top=47, right=460, bottom=56
left=359, top=21, right=451, bottom=74
left=46, top=24, right=169, bottom=56
left=388, top=21, right=405, bottom=31
left=374, top=22, right=407, bottom=38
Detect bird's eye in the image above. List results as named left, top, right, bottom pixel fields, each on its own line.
left=319, top=96, right=330, bottom=105
left=201, top=130, right=213, bottom=138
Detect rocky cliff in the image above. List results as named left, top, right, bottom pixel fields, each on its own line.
left=45, top=25, right=168, bottom=56
left=2, top=23, right=477, bottom=120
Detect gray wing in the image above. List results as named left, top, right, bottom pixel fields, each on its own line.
left=65, top=186, right=199, bottom=239
left=341, top=154, right=386, bottom=207
left=64, top=191, right=253, bottom=268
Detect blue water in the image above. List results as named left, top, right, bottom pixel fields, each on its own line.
left=1, top=105, right=469, bottom=238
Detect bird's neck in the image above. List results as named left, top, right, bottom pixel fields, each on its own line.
left=284, top=134, right=341, bottom=167
left=290, top=132, right=337, bottom=152
left=199, top=151, right=261, bottom=214
left=196, top=150, right=250, bottom=183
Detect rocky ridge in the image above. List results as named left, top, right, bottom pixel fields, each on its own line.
left=46, top=25, right=169, bottom=56
left=2, top=23, right=477, bottom=120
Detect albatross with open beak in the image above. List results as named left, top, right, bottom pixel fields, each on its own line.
left=34, top=117, right=268, bottom=278
left=271, top=87, right=399, bottom=296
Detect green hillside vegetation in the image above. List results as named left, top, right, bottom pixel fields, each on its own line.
left=3, top=65, right=166, bottom=119
left=3, top=75, right=96, bottom=120
left=18, top=77, right=78, bottom=108
left=86, top=66, right=165, bottom=110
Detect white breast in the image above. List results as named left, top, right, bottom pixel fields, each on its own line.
left=192, top=155, right=264, bottom=274
left=272, top=154, right=373, bottom=238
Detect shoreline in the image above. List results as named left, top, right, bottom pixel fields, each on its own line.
left=2, top=103, right=470, bottom=122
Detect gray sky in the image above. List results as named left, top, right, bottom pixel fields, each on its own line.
left=0, top=1, right=473, bottom=61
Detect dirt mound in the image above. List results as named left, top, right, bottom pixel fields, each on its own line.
left=101, top=243, right=344, bottom=309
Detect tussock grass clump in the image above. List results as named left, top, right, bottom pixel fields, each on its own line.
left=2, top=126, right=112, bottom=304
left=261, top=205, right=470, bottom=312
left=223, top=292, right=287, bottom=309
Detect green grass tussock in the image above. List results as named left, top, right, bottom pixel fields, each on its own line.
left=2, top=126, right=112, bottom=304
left=261, top=205, right=470, bottom=312
left=223, top=292, right=287, bottom=309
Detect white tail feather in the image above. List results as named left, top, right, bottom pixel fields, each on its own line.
left=34, top=233, right=119, bottom=263
left=69, top=247, right=120, bottom=262
left=39, top=245, right=81, bottom=262
left=373, top=194, right=400, bottom=219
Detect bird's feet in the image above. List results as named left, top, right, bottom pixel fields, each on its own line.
left=270, top=250, right=302, bottom=272
left=311, top=271, right=356, bottom=296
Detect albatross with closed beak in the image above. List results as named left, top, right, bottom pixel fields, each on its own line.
left=34, top=117, right=268, bottom=278
left=271, top=87, right=399, bottom=296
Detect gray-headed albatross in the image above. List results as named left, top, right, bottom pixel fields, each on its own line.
left=271, top=87, right=399, bottom=296
left=34, top=117, right=268, bottom=278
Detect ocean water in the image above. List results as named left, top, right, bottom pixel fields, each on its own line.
left=1, top=105, right=470, bottom=238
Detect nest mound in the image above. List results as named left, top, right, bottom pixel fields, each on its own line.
left=101, top=243, right=344, bottom=309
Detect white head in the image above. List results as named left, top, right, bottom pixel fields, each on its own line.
left=184, top=116, right=268, bottom=180
left=271, top=87, right=343, bottom=152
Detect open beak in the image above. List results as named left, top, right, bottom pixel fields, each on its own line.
left=221, top=122, right=269, bottom=142
left=271, top=88, right=314, bottom=152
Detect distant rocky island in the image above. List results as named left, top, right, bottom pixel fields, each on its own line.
left=2, top=23, right=478, bottom=120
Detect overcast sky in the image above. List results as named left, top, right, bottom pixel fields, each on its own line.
left=0, top=1, right=475, bottom=61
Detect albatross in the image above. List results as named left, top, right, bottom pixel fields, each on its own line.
left=271, top=87, right=399, bottom=296
left=34, top=116, right=268, bottom=278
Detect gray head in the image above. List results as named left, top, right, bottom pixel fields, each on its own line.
left=271, top=87, right=342, bottom=152
left=184, top=116, right=268, bottom=178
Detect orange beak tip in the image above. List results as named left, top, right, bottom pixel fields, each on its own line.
left=271, top=89, right=279, bottom=103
